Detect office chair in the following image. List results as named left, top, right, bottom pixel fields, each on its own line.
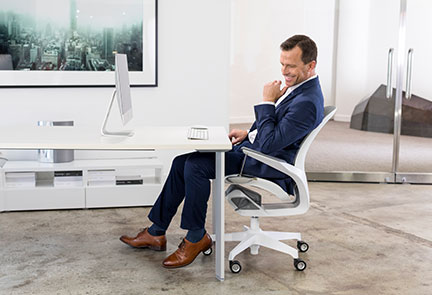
left=0, top=54, right=13, bottom=70
left=224, top=106, right=336, bottom=274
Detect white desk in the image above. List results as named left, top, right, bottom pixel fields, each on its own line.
left=0, top=125, right=232, bottom=281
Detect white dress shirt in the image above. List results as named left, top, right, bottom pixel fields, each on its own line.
left=248, top=75, right=318, bottom=144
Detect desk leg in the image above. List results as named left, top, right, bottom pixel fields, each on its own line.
left=214, top=151, right=225, bottom=281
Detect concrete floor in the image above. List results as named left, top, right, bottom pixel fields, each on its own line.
left=1, top=182, right=432, bottom=294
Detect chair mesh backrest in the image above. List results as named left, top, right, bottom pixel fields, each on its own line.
left=293, top=106, right=336, bottom=170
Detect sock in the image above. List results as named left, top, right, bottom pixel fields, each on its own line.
left=148, top=223, right=166, bottom=236
left=186, top=229, right=206, bottom=243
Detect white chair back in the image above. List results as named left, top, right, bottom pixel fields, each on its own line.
left=294, top=106, right=337, bottom=171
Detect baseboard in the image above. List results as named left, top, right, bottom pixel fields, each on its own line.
left=229, top=116, right=255, bottom=124
left=334, top=114, right=351, bottom=122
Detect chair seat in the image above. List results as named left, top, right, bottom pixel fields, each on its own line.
left=225, top=184, right=262, bottom=210
left=225, top=183, right=301, bottom=217
left=225, top=174, right=291, bottom=201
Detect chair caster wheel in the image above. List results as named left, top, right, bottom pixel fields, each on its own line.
left=294, top=259, right=307, bottom=271
left=203, top=247, right=212, bottom=256
left=297, top=241, right=309, bottom=252
left=229, top=260, right=242, bottom=274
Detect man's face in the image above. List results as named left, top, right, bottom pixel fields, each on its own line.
left=280, top=46, right=315, bottom=88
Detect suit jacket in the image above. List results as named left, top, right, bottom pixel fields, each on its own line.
left=233, top=76, right=324, bottom=194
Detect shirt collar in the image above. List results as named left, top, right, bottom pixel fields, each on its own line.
left=275, top=74, right=318, bottom=107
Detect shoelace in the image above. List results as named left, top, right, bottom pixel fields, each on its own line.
left=178, top=239, right=186, bottom=250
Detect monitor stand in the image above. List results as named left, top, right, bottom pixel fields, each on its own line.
left=101, top=90, right=135, bottom=137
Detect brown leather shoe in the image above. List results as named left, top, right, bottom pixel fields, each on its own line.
left=162, top=233, right=212, bottom=268
left=119, top=227, right=166, bottom=251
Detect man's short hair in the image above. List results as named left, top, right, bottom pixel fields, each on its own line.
left=280, top=35, right=317, bottom=64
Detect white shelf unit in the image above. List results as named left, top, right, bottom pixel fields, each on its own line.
left=0, top=158, right=163, bottom=212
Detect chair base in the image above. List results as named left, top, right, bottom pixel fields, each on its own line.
left=213, top=217, right=302, bottom=261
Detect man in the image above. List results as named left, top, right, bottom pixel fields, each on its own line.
left=120, top=35, right=324, bottom=269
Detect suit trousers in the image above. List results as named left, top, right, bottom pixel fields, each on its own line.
left=148, top=150, right=245, bottom=231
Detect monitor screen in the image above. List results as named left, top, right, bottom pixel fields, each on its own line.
left=115, top=54, right=133, bottom=125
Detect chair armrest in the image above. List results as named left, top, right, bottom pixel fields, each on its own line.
left=241, top=147, right=303, bottom=180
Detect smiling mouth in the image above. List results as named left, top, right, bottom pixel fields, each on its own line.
left=285, top=76, right=295, bottom=83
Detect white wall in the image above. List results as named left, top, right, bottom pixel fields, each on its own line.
left=229, top=0, right=337, bottom=124
left=0, top=0, right=231, bottom=171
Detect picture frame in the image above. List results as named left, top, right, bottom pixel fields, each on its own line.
left=0, top=0, right=157, bottom=87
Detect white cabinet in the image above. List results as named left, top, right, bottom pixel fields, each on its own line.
left=0, top=158, right=163, bottom=212
left=4, top=187, right=85, bottom=211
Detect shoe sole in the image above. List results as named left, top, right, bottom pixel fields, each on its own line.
left=162, top=242, right=212, bottom=269
left=119, top=237, right=166, bottom=251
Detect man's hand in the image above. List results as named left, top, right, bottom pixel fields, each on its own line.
left=263, top=80, right=288, bottom=103
left=228, top=129, right=248, bottom=145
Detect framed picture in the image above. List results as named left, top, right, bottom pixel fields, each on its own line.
left=0, top=0, right=157, bottom=87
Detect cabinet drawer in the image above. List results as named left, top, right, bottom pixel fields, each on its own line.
left=4, top=188, right=85, bottom=211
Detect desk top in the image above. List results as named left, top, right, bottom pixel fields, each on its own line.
left=0, top=126, right=232, bottom=151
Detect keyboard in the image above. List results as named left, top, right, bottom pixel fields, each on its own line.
left=187, top=127, right=209, bottom=140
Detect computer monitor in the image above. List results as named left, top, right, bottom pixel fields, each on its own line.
left=101, top=53, right=134, bottom=137
left=115, top=54, right=133, bottom=125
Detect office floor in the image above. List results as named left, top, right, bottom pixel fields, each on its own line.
left=1, top=182, right=431, bottom=294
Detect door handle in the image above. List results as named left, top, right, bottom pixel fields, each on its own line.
left=386, top=48, right=394, bottom=99
left=405, top=48, right=414, bottom=100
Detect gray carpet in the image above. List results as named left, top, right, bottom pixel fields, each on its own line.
left=231, top=121, right=432, bottom=173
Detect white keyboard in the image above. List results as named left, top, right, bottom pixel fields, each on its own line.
left=187, top=127, right=209, bottom=140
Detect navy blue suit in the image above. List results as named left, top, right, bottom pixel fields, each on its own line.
left=235, top=76, right=324, bottom=193
left=149, top=77, right=324, bottom=231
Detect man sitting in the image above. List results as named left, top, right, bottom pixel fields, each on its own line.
left=120, top=34, right=324, bottom=269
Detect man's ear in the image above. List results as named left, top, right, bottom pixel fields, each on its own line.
left=308, top=60, right=317, bottom=71
left=306, top=60, right=316, bottom=75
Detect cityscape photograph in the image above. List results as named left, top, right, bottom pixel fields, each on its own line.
left=0, top=0, right=144, bottom=72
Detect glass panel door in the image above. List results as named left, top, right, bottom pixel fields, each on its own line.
left=307, top=0, right=400, bottom=182
left=397, top=0, right=432, bottom=182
